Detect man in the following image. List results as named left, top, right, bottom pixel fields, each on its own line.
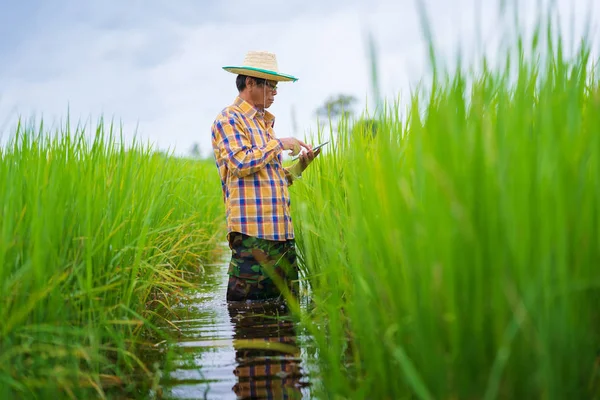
left=211, top=50, right=321, bottom=302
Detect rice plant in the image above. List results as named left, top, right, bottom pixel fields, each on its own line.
left=0, top=120, right=224, bottom=398
left=292, top=13, right=600, bottom=400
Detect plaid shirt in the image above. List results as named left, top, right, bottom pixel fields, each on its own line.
left=211, top=96, right=294, bottom=241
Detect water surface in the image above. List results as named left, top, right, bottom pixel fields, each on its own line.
left=149, top=250, right=313, bottom=399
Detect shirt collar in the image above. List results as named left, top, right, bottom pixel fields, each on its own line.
left=234, top=96, right=275, bottom=124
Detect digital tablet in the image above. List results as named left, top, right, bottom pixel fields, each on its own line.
left=292, top=141, right=329, bottom=161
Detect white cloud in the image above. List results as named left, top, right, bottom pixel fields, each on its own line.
left=0, top=0, right=598, bottom=157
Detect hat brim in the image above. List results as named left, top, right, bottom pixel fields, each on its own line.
left=223, top=66, right=298, bottom=82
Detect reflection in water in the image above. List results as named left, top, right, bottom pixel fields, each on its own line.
left=228, top=301, right=306, bottom=399
left=146, top=256, right=312, bottom=399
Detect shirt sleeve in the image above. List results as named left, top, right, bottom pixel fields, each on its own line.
left=213, top=113, right=283, bottom=178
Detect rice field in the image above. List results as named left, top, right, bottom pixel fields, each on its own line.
left=2, top=6, right=600, bottom=400
left=290, top=20, right=600, bottom=400
left=0, top=122, right=225, bottom=398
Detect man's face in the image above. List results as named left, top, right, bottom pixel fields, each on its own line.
left=249, top=78, right=278, bottom=109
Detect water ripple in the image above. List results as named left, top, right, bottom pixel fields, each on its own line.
left=149, top=253, right=312, bottom=399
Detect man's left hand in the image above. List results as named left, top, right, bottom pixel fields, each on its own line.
left=297, top=147, right=321, bottom=173
left=287, top=147, right=321, bottom=181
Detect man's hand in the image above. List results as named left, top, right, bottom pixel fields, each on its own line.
left=297, top=148, right=321, bottom=171
left=280, top=137, right=312, bottom=157
left=287, top=147, right=321, bottom=180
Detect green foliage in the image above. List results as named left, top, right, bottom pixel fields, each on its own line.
left=292, top=19, right=600, bottom=400
left=0, top=121, right=224, bottom=398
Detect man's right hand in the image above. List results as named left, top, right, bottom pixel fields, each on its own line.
left=280, top=137, right=312, bottom=157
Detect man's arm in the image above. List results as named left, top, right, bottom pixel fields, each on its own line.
left=213, top=112, right=313, bottom=179
left=213, top=114, right=283, bottom=178
left=284, top=149, right=322, bottom=185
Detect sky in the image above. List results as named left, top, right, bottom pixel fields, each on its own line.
left=0, top=0, right=598, bottom=158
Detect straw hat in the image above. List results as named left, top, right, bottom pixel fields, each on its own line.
left=223, top=51, right=298, bottom=82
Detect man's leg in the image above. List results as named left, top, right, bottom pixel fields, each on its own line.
left=226, top=232, right=299, bottom=302
left=226, top=232, right=252, bottom=302
left=280, top=239, right=299, bottom=298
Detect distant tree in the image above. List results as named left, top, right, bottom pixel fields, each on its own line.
left=316, top=94, right=357, bottom=120
left=351, top=118, right=379, bottom=139
left=189, top=142, right=201, bottom=158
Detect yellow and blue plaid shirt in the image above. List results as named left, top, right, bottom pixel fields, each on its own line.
left=211, top=97, right=294, bottom=241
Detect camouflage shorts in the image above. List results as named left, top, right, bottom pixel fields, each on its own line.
left=226, top=232, right=299, bottom=302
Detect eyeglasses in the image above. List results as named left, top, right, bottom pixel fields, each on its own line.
left=265, top=81, right=278, bottom=92
left=252, top=77, right=278, bottom=92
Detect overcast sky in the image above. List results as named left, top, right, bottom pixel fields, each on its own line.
left=0, top=0, right=598, bottom=157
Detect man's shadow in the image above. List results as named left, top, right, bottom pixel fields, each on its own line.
left=227, top=301, right=307, bottom=399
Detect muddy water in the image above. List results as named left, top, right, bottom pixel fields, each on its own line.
left=150, top=249, right=314, bottom=399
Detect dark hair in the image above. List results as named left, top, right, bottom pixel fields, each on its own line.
left=236, top=74, right=267, bottom=92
